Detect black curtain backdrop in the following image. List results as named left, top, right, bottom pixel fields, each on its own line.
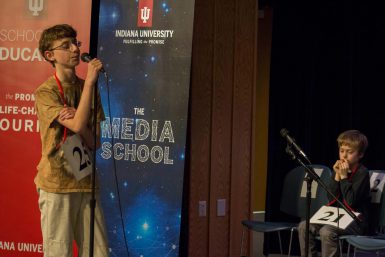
left=265, top=0, right=385, bottom=255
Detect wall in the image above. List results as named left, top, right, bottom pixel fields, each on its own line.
left=187, top=0, right=260, bottom=255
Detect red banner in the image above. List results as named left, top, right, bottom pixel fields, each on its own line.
left=137, top=0, right=154, bottom=27
left=0, top=1, right=91, bottom=256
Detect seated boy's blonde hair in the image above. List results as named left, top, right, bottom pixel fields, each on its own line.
left=337, top=130, right=368, bottom=155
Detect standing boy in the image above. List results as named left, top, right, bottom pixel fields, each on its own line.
left=35, top=24, right=108, bottom=257
left=298, top=130, right=370, bottom=257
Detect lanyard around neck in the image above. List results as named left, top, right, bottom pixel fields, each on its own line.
left=54, top=72, right=68, bottom=148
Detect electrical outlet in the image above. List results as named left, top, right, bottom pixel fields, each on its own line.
left=217, top=199, right=226, bottom=216
left=199, top=201, right=207, bottom=217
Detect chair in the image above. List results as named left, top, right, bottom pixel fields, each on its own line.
left=337, top=170, right=385, bottom=257
left=345, top=236, right=385, bottom=257
left=240, top=164, right=332, bottom=257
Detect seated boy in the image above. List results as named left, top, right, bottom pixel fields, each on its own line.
left=298, top=130, right=370, bottom=257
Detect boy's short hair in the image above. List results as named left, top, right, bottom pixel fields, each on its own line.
left=39, top=24, right=77, bottom=66
left=337, top=130, right=368, bottom=154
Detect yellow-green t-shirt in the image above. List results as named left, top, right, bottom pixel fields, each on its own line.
left=34, top=75, right=105, bottom=193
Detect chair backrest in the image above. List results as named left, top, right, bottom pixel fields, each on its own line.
left=369, top=170, right=385, bottom=233
left=280, top=164, right=332, bottom=219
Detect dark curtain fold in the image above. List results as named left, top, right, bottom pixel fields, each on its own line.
left=265, top=0, right=385, bottom=255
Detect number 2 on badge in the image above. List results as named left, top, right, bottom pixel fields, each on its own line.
left=318, top=211, right=345, bottom=223
left=73, top=146, right=88, bottom=172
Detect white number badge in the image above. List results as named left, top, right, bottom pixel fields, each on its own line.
left=61, top=134, right=92, bottom=181
left=310, top=205, right=360, bottom=229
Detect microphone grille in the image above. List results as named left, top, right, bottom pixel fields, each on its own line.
left=81, top=52, right=91, bottom=63
left=280, top=128, right=289, bottom=137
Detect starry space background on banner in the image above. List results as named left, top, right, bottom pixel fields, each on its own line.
left=95, top=0, right=195, bottom=257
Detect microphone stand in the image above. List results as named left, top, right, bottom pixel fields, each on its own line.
left=89, top=78, right=97, bottom=257
left=284, top=145, right=362, bottom=257
left=89, top=72, right=108, bottom=257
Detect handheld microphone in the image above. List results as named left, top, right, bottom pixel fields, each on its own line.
left=81, top=53, right=106, bottom=74
left=280, top=128, right=310, bottom=163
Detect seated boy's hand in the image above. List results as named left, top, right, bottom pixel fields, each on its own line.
left=334, top=159, right=349, bottom=180
left=333, top=160, right=342, bottom=181
left=59, top=106, right=76, bottom=121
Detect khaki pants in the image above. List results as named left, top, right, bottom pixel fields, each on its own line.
left=38, top=189, right=109, bottom=257
left=298, top=220, right=363, bottom=257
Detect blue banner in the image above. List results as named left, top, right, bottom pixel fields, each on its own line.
left=96, top=0, right=194, bottom=256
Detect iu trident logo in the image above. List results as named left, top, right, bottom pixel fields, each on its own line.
left=29, top=0, right=44, bottom=16
left=137, top=0, right=153, bottom=27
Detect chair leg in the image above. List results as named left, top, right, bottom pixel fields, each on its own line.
left=347, top=243, right=350, bottom=257
left=240, top=228, right=246, bottom=257
left=288, top=228, right=294, bottom=257
left=339, top=239, right=343, bottom=257
left=278, top=231, right=283, bottom=254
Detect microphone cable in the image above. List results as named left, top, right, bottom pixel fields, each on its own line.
left=102, top=73, right=131, bottom=257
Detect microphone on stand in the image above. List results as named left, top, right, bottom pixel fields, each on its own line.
left=280, top=128, right=311, bottom=163
left=80, top=52, right=107, bottom=74
left=285, top=145, right=297, bottom=160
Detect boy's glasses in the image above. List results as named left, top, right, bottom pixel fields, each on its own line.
left=49, top=39, right=82, bottom=51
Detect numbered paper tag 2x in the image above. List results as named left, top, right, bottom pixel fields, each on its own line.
left=61, top=134, right=92, bottom=181
left=310, top=205, right=361, bottom=229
